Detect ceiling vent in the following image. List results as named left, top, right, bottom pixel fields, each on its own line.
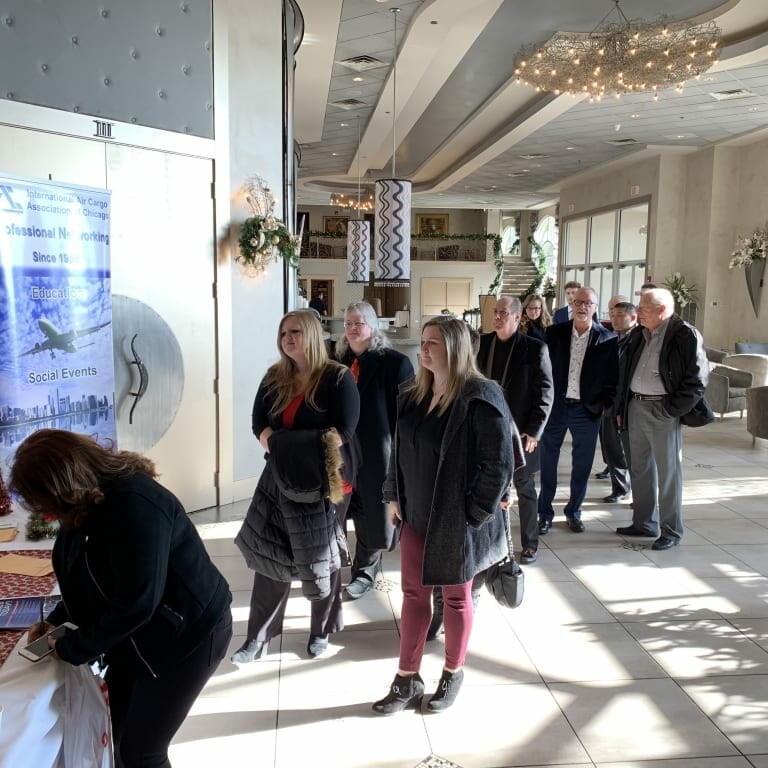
left=328, top=98, right=368, bottom=110
left=518, top=153, right=549, bottom=160
left=709, top=88, right=754, bottom=101
left=336, top=55, right=388, bottom=72
left=605, top=138, right=639, bottom=146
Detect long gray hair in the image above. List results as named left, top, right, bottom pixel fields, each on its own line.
left=335, top=301, right=390, bottom=355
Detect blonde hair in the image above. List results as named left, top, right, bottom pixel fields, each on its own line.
left=406, top=317, right=482, bottom=415
left=520, top=294, right=552, bottom=332
left=264, top=310, right=344, bottom=414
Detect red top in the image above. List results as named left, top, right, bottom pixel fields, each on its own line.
left=282, top=391, right=352, bottom=493
left=282, top=391, right=305, bottom=429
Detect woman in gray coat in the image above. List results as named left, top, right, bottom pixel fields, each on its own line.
left=372, top=317, right=518, bottom=715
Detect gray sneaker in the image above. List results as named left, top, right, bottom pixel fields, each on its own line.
left=344, top=577, right=373, bottom=600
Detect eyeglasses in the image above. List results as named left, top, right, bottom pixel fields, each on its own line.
left=526, top=306, right=542, bottom=312
left=573, top=300, right=596, bottom=308
left=493, top=310, right=510, bottom=318
left=343, top=321, right=367, bottom=328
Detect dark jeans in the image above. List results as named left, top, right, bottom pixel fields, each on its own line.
left=538, top=401, right=601, bottom=521
left=109, top=611, right=232, bottom=768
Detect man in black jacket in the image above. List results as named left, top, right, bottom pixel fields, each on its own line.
left=615, top=288, right=708, bottom=550
left=477, top=296, right=554, bottom=563
left=538, top=287, right=618, bottom=533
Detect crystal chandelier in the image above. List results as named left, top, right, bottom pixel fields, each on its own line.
left=513, top=0, right=721, bottom=102
left=329, top=186, right=374, bottom=213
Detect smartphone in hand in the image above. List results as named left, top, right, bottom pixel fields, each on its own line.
left=19, top=622, right=77, bottom=662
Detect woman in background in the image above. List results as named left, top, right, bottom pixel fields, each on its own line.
left=336, top=301, right=413, bottom=599
left=373, top=317, right=519, bottom=714
left=12, top=429, right=232, bottom=768
left=234, top=309, right=359, bottom=661
left=520, top=294, right=551, bottom=343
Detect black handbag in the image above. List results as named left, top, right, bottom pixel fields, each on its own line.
left=484, top=508, right=524, bottom=609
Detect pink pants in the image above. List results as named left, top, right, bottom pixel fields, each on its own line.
left=398, top=523, right=474, bottom=671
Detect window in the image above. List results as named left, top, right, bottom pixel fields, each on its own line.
left=560, top=202, right=648, bottom=318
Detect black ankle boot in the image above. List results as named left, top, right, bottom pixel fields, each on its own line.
left=426, top=587, right=444, bottom=641
left=427, top=668, right=464, bottom=712
left=230, top=639, right=267, bottom=663
left=372, top=673, right=425, bottom=715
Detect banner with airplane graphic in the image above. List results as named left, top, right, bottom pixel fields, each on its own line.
left=0, top=173, right=116, bottom=468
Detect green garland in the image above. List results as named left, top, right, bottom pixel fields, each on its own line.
left=238, top=216, right=300, bottom=270
left=521, top=236, right=554, bottom=300
left=26, top=512, right=59, bottom=541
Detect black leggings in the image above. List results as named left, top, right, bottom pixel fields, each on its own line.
left=107, top=612, right=232, bottom=768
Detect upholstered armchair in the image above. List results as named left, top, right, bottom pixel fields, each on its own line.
left=723, top=354, right=768, bottom=388
left=706, top=365, right=752, bottom=420
left=746, top=386, right=768, bottom=445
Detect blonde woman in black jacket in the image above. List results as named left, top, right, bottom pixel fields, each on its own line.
left=11, top=429, right=232, bottom=768
left=373, top=317, right=519, bottom=715
left=234, top=309, right=360, bottom=662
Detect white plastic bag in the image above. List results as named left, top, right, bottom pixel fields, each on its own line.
left=58, top=664, right=114, bottom=768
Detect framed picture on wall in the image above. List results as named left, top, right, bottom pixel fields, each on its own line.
left=416, top=213, right=449, bottom=235
left=323, top=216, right=349, bottom=235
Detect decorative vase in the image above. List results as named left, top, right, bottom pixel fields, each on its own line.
left=745, top=259, right=766, bottom=317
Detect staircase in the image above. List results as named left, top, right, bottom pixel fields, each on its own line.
left=501, top=251, right=539, bottom=298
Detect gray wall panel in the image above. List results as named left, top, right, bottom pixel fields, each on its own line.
left=0, top=0, right=213, bottom=138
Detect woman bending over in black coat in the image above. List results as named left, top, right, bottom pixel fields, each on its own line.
left=11, top=429, right=232, bottom=768
left=233, top=309, right=360, bottom=662
left=336, top=301, right=413, bottom=600
left=373, top=317, right=517, bottom=714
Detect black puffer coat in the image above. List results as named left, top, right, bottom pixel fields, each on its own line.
left=235, top=430, right=349, bottom=600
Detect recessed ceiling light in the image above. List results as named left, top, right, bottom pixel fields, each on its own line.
left=566, top=146, right=575, bottom=150
left=352, top=76, right=364, bottom=82
left=631, top=113, right=640, bottom=118
left=331, top=152, right=338, bottom=156
left=748, top=106, right=760, bottom=112
left=340, top=122, right=349, bottom=126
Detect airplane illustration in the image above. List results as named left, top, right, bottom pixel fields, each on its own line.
left=19, top=319, right=112, bottom=359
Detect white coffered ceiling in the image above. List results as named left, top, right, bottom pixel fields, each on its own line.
left=295, top=0, right=768, bottom=209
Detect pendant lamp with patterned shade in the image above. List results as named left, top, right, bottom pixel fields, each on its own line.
left=346, top=116, right=371, bottom=284
left=375, top=178, right=411, bottom=286
left=375, top=7, right=411, bottom=286
left=347, top=219, right=370, bottom=283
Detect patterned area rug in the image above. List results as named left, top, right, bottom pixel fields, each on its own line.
left=0, top=550, right=57, bottom=665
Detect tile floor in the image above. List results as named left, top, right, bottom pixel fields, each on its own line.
left=171, top=416, right=768, bottom=768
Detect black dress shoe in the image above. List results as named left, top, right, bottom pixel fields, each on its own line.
left=538, top=520, right=552, bottom=535
left=616, top=525, right=657, bottom=537
left=567, top=518, right=585, bottom=533
left=594, top=468, right=610, bottom=480
left=651, top=536, right=680, bottom=551
left=603, top=493, right=629, bottom=503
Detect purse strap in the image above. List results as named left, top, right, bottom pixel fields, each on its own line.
left=501, top=505, right=514, bottom=560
